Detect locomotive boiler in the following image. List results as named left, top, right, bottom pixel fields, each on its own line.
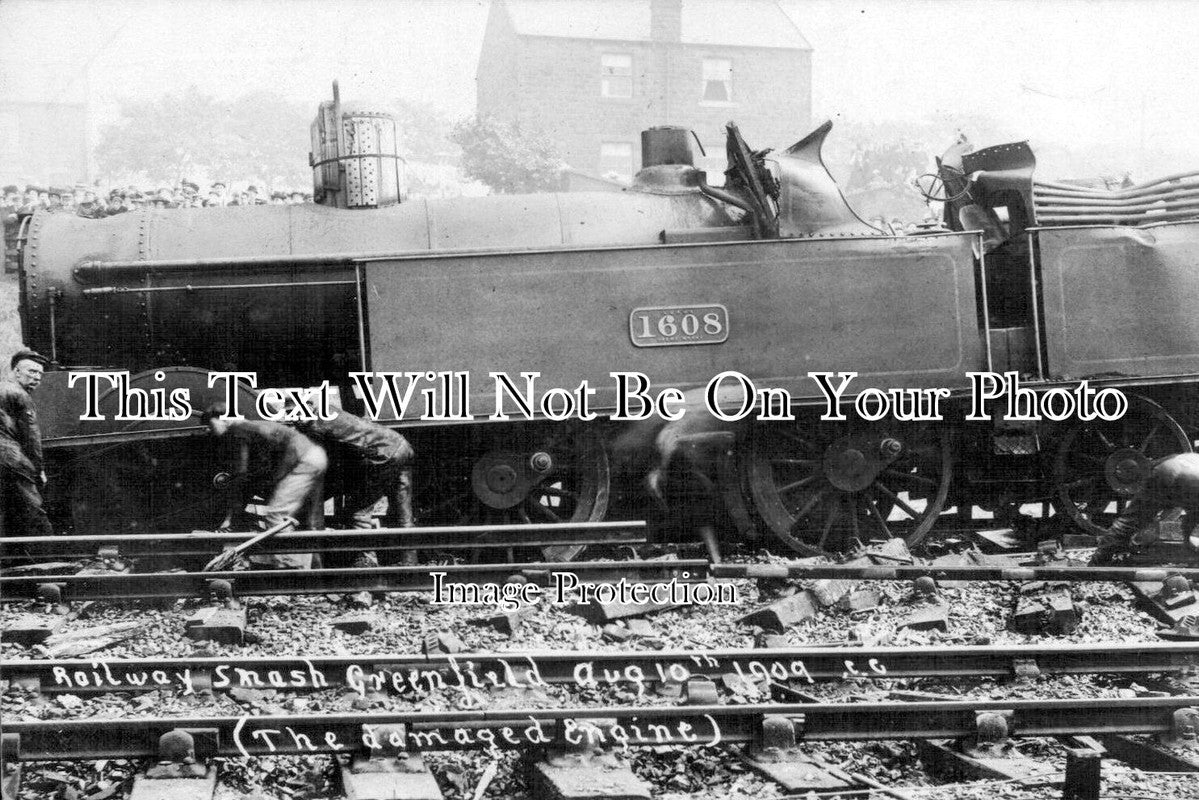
left=15, top=85, right=1199, bottom=555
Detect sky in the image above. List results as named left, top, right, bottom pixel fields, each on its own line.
left=1, top=0, right=1196, bottom=179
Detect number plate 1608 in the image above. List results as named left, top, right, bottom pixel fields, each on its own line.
left=629, top=304, right=729, bottom=347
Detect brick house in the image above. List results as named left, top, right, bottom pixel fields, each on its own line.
left=476, top=0, right=811, bottom=182
left=0, top=62, right=89, bottom=185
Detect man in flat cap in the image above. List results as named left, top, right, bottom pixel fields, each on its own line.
left=76, top=189, right=105, bottom=219
left=2, top=186, right=20, bottom=224
left=2, top=186, right=19, bottom=216
left=1, top=350, right=53, bottom=536
left=104, top=191, right=125, bottom=216
left=20, top=188, right=41, bottom=215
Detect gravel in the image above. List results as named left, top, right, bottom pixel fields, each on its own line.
left=3, top=549, right=1193, bottom=799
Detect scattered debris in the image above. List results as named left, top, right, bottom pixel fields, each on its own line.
left=899, top=604, right=949, bottom=632
left=423, top=632, right=467, bottom=655
left=473, top=610, right=529, bottom=636
left=810, top=557, right=870, bottom=606
left=1010, top=581, right=1080, bottom=635
left=864, top=539, right=914, bottom=564
left=184, top=606, right=247, bottom=645
left=974, top=528, right=1021, bottom=552
left=838, top=586, right=883, bottom=613
left=738, top=590, right=818, bottom=633
left=2, top=613, right=69, bottom=646
left=41, top=621, right=146, bottom=658
left=331, top=613, right=374, bottom=635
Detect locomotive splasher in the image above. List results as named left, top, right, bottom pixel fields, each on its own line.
left=15, top=84, right=1199, bottom=555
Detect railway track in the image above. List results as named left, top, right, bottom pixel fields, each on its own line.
left=0, top=559, right=710, bottom=602
left=5, top=523, right=1199, bottom=799
left=712, top=562, right=1199, bottom=583
left=4, top=558, right=1198, bottom=603
left=0, top=522, right=649, bottom=561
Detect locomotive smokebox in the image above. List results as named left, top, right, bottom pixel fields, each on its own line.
left=310, top=81, right=404, bottom=209
left=641, top=126, right=694, bottom=168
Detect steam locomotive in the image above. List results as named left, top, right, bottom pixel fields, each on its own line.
left=16, top=85, right=1199, bottom=554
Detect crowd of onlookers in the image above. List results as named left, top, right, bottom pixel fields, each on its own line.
left=867, top=214, right=944, bottom=236
left=1, top=181, right=313, bottom=272
left=2, top=181, right=313, bottom=220
left=846, top=142, right=930, bottom=195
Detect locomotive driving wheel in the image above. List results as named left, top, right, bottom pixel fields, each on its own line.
left=1052, top=394, right=1192, bottom=536
left=742, top=419, right=953, bottom=555
left=419, top=426, right=610, bottom=560
left=66, top=439, right=230, bottom=535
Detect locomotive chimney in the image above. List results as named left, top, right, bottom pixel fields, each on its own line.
left=641, top=126, right=694, bottom=169
left=650, top=0, right=683, bottom=43
left=630, top=126, right=703, bottom=194
left=309, top=81, right=405, bottom=208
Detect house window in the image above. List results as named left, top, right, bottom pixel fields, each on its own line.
left=601, top=53, right=632, bottom=98
left=701, top=58, right=733, bottom=103
left=599, top=141, right=634, bottom=181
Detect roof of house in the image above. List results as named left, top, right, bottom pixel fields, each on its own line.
left=501, top=0, right=811, bottom=50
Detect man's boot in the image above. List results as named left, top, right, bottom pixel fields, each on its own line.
left=395, top=467, right=418, bottom=566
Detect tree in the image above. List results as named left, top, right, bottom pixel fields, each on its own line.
left=449, top=115, right=564, bottom=194
left=816, top=113, right=1022, bottom=223
left=390, top=97, right=457, bottom=164
left=95, top=86, right=311, bottom=187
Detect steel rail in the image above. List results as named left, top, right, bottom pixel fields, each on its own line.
left=4, top=642, right=1194, bottom=696
left=0, top=521, right=648, bottom=560
left=0, top=560, right=710, bottom=602
left=8, top=560, right=1198, bottom=601
left=4, top=697, right=1196, bottom=760
left=712, top=563, right=1199, bottom=583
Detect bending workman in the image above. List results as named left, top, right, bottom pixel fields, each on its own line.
left=296, top=406, right=416, bottom=542
left=201, top=402, right=327, bottom=567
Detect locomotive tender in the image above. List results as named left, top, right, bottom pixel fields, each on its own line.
left=16, top=86, right=1199, bottom=553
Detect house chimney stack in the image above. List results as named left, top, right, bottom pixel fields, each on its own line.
left=651, top=0, right=683, bottom=42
